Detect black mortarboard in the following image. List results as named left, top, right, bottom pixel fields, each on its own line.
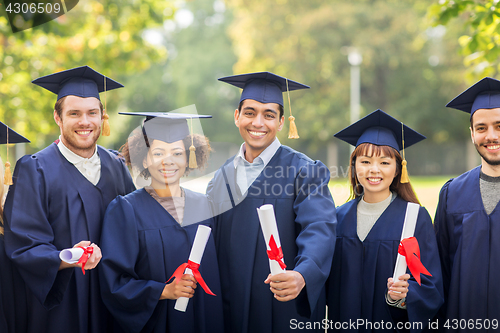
left=119, top=112, right=212, bottom=143
left=0, top=122, right=30, bottom=145
left=446, top=77, right=500, bottom=118
left=32, top=66, right=124, bottom=101
left=218, top=71, right=309, bottom=106
left=334, top=109, right=425, bottom=151
left=0, top=122, right=30, bottom=185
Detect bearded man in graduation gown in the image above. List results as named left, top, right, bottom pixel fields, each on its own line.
left=2, top=66, right=135, bottom=333
left=207, top=72, right=337, bottom=333
left=435, top=77, right=500, bottom=331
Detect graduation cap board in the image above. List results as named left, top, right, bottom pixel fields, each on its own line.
left=32, top=66, right=124, bottom=136
left=446, top=77, right=500, bottom=118
left=218, top=72, right=310, bottom=139
left=0, top=121, right=30, bottom=185
left=119, top=112, right=212, bottom=168
left=334, top=109, right=425, bottom=183
left=32, top=66, right=123, bottom=101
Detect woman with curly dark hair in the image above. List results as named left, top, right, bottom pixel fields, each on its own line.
left=99, top=113, right=223, bottom=333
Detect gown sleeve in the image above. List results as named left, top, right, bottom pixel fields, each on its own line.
left=3, top=155, right=71, bottom=309
left=292, top=160, right=337, bottom=316
left=99, top=196, right=166, bottom=333
left=404, top=206, right=444, bottom=332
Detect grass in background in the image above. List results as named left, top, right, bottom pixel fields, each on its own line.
left=329, top=175, right=457, bottom=220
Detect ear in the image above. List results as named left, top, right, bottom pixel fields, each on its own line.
left=277, top=115, right=285, bottom=132
left=234, top=108, right=240, bottom=127
left=470, top=126, right=475, bottom=144
left=54, top=110, right=62, bottom=127
left=143, top=156, right=149, bottom=169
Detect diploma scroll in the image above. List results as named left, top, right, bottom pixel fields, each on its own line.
left=59, top=247, right=85, bottom=264
left=257, top=204, right=286, bottom=275
left=392, top=202, right=420, bottom=283
left=174, top=224, right=212, bottom=312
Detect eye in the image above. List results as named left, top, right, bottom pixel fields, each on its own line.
left=244, top=111, right=254, bottom=117
left=153, top=152, right=164, bottom=157
left=265, top=113, right=276, bottom=119
left=360, top=160, right=370, bottom=164
left=174, top=152, right=184, bottom=156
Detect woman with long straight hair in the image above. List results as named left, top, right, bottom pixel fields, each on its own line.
left=327, top=110, right=443, bottom=332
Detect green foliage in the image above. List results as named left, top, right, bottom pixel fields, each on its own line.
left=429, top=0, right=500, bottom=79
left=226, top=0, right=468, bottom=154
left=0, top=0, right=174, bottom=153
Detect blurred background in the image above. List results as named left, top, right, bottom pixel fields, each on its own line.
left=0, top=0, right=497, bottom=215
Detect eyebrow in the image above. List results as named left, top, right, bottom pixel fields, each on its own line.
left=242, top=106, right=278, bottom=115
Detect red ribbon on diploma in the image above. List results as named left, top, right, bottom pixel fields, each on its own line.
left=168, top=260, right=216, bottom=296
left=77, top=246, right=93, bottom=275
left=398, top=237, right=432, bottom=286
left=266, top=235, right=286, bottom=270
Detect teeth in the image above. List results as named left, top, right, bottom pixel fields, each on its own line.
left=368, top=178, right=381, bottom=182
left=487, top=145, right=500, bottom=150
left=161, top=170, right=176, bottom=175
left=76, top=130, right=91, bottom=135
left=249, top=131, right=265, bottom=137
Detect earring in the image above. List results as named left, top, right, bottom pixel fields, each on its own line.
left=354, top=183, right=364, bottom=196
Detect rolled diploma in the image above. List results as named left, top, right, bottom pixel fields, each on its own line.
left=257, top=204, right=286, bottom=275
left=59, top=247, right=85, bottom=264
left=174, top=224, right=212, bottom=312
left=392, top=202, right=420, bottom=284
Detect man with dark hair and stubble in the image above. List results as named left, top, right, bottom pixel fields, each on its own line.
left=207, top=72, right=337, bottom=333
left=3, top=66, right=135, bottom=333
left=435, top=77, right=500, bottom=331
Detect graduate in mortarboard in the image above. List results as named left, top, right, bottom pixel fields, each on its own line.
left=0, top=124, right=29, bottom=333
left=98, top=110, right=223, bottom=333
left=327, top=110, right=443, bottom=332
left=434, top=77, right=500, bottom=331
left=206, top=72, right=336, bottom=333
left=2, top=66, right=135, bottom=333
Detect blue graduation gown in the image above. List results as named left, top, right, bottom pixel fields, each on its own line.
left=327, top=196, right=443, bottom=333
left=2, top=143, right=135, bottom=333
left=99, top=188, right=223, bottom=333
left=207, top=145, right=337, bottom=333
left=434, top=166, right=500, bottom=330
left=0, top=233, right=27, bottom=333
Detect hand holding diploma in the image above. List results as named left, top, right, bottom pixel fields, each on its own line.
left=59, top=240, right=100, bottom=274
left=387, top=274, right=410, bottom=300
left=264, top=270, right=305, bottom=302
left=167, top=225, right=216, bottom=312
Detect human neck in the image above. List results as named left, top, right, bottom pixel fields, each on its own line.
left=60, top=137, right=96, bottom=159
left=152, top=182, right=182, bottom=197
left=481, top=161, right=500, bottom=177
left=362, top=190, right=391, bottom=204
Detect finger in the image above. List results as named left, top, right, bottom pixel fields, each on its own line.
left=264, top=274, right=272, bottom=284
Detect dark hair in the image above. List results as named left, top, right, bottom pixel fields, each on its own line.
left=238, top=100, right=285, bottom=119
left=119, top=131, right=212, bottom=179
left=54, top=96, right=104, bottom=119
left=348, top=143, right=420, bottom=204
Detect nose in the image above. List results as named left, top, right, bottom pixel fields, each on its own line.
left=252, top=113, right=265, bottom=127
left=79, top=113, right=91, bottom=126
left=485, top=126, right=499, bottom=142
left=369, top=163, right=380, bottom=173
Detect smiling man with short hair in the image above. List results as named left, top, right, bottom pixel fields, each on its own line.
left=3, top=66, right=135, bottom=333
left=207, top=72, right=337, bottom=333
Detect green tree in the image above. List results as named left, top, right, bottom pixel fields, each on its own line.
left=429, top=0, right=500, bottom=80
left=0, top=0, right=174, bottom=154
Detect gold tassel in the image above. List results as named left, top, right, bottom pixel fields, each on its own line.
left=401, top=159, right=409, bottom=183
left=4, top=127, right=12, bottom=185
left=4, top=161, right=12, bottom=186
left=286, top=79, right=299, bottom=139
left=189, top=145, right=197, bottom=169
left=102, top=112, right=110, bottom=136
left=188, top=118, right=197, bottom=168
left=400, top=122, right=409, bottom=183
left=101, top=75, right=110, bottom=136
left=288, top=116, right=299, bottom=139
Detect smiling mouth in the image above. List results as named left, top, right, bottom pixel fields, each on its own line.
left=76, top=130, right=92, bottom=135
left=484, top=144, right=500, bottom=150
left=367, top=177, right=382, bottom=184
left=160, top=169, right=177, bottom=176
left=248, top=130, right=266, bottom=137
